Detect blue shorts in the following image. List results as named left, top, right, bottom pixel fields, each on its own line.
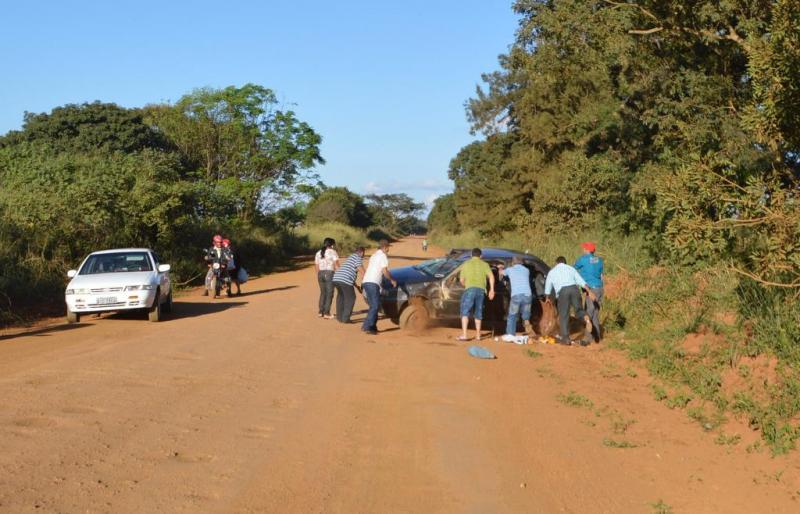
left=460, top=287, right=486, bottom=320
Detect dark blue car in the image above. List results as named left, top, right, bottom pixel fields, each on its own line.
left=380, top=248, right=550, bottom=330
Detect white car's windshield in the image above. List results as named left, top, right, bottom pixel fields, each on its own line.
left=79, top=252, right=152, bottom=275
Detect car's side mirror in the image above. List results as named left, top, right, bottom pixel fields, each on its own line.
left=67, top=270, right=77, bottom=278
left=158, top=264, right=171, bottom=273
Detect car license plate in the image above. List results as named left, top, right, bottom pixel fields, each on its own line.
left=97, top=296, right=117, bottom=305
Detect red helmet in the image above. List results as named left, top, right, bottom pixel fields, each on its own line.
left=222, top=239, right=230, bottom=247
left=212, top=234, right=223, bottom=243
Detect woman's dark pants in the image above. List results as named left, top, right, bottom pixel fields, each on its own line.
left=317, top=270, right=334, bottom=315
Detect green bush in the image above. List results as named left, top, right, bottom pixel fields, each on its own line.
left=297, top=222, right=372, bottom=256
left=736, top=279, right=800, bottom=365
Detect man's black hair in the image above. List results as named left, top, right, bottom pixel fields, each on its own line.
left=471, top=248, right=482, bottom=257
left=555, top=256, right=567, bottom=264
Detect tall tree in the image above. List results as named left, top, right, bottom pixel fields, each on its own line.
left=365, top=193, right=425, bottom=235
left=427, top=193, right=460, bottom=234
left=145, top=84, right=324, bottom=220
left=305, top=187, right=373, bottom=228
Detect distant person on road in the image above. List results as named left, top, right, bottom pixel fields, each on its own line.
left=457, top=248, right=495, bottom=341
left=361, top=240, right=397, bottom=335
left=498, top=256, right=533, bottom=342
left=333, top=246, right=366, bottom=324
left=314, top=238, right=339, bottom=319
left=544, top=256, right=597, bottom=346
left=422, top=238, right=428, bottom=252
left=574, top=242, right=604, bottom=342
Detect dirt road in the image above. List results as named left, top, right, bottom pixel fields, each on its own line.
left=1, top=238, right=798, bottom=513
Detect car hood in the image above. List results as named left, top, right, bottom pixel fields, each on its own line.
left=67, top=271, right=158, bottom=290
left=388, top=265, right=435, bottom=286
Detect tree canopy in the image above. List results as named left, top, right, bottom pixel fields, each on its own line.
left=447, top=0, right=799, bottom=290
left=145, top=84, right=324, bottom=220
left=306, top=187, right=373, bottom=228
left=365, top=193, right=425, bottom=235
left=0, top=102, right=169, bottom=154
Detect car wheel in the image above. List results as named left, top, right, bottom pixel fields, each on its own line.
left=148, top=290, right=162, bottom=322
left=163, top=290, right=173, bottom=313
left=66, top=310, right=80, bottom=324
left=399, top=302, right=430, bottom=332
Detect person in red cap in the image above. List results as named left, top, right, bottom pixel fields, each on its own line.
left=574, top=242, right=604, bottom=342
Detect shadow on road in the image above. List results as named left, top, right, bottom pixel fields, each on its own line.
left=239, top=285, right=297, bottom=297
left=164, top=301, right=248, bottom=321
left=0, top=323, right=86, bottom=342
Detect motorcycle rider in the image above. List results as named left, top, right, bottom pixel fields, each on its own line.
left=203, top=234, right=233, bottom=297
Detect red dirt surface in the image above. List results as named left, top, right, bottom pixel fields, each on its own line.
left=1, top=238, right=799, bottom=513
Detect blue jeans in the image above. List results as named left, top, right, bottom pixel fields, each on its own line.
left=460, top=287, right=486, bottom=320
left=506, top=294, right=532, bottom=336
left=362, top=282, right=381, bottom=331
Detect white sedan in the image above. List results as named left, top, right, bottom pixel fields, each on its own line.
left=65, top=248, right=172, bottom=323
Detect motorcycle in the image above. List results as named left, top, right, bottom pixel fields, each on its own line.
left=206, top=258, right=230, bottom=298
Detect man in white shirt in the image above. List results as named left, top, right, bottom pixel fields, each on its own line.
left=361, top=239, right=397, bottom=335
left=544, top=256, right=597, bottom=346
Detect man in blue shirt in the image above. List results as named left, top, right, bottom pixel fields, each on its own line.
left=498, top=256, right=532, bottom=342
left=574, top=242, right=604, bottom=342
left=544, top=256, right=597, bottom=345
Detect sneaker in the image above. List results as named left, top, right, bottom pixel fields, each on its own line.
left=364, top=329, right=378, bottom=335
left=555, top=336, right=571, bottom=346
left=513, top=335, right=529, bottom=345
left=501, top=334, right=516, bottom=343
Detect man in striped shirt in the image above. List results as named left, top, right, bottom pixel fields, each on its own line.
left=333, top=247, right=366, bottom=323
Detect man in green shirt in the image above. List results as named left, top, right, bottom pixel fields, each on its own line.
left=457, top=248, right=496, bottom=341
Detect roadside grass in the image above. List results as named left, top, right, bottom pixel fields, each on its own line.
left=603, top=438, right=638, bottom=449
left=557, top=391, right=594, bottom=409
left=714, top=432, right=742, bottom=446
left=606, top=266, right=800, bottom=454
left=650, top=499, right=674, bottom=514
left=526, top=349, right=543, bottom=359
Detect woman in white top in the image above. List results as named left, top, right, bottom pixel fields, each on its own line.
left=314, top=237, right=339, bottom=318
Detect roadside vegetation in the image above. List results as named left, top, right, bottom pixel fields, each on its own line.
left=0, top=86, right=425, bottom=326
left=429, top=1, right=800, bottom=454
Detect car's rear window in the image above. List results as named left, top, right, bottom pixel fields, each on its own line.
left=79, top=252, right=152, bottom=274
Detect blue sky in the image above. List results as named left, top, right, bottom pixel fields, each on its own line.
left=0, top=1, right=518, bottom=208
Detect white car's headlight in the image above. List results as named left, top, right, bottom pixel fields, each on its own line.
left=125, top=285, right=156, bottom=291
left=66, top=288, right=89, bottom=295
left=66, top=289, right=74, bottom=295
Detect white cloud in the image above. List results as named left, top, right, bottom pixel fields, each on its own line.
left=360, top=179, right=451, bottom=195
